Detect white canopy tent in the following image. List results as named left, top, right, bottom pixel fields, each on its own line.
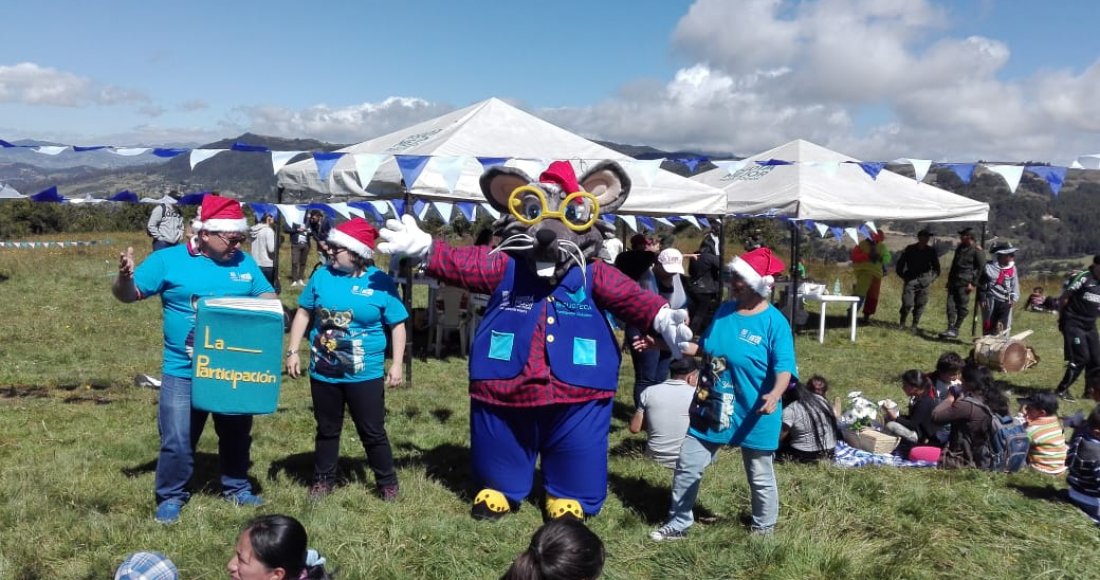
left=276, top=97, right=726, bottom=216
left=692, top=139, right=989, bottom=222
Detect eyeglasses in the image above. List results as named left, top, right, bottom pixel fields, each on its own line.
left=215, top=233, right=246, bottom=245
left=507, top=185, right=599, bottom=232
left=328, top=246, right=349, bottom=256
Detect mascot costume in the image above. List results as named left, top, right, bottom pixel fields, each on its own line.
left=379, top=160, right=692, bottom=519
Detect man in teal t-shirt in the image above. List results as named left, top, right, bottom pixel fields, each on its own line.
left=114, top=196, right=275, bottom=524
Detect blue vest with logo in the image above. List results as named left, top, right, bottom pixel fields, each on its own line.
left=469, top=259, right=620, bottom=390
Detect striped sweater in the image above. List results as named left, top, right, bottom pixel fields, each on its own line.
left=1025, top=416, right=1068, bottom=474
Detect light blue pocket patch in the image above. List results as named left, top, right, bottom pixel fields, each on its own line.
left=488, top=331, right=514, bottom=361
left=573, top=337, right=597, bottom=366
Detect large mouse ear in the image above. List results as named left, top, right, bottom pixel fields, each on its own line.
left=480, top=167, right=533, bottom=213
left=579, top=161, right=631, bottom=214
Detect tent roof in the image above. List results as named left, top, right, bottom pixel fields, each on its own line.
left=276, top=97, right=726, bottom=216
left=692, top=139, right=989, bottom=222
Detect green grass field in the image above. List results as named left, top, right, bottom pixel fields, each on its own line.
left=1, top=232, right=1098, bottom=579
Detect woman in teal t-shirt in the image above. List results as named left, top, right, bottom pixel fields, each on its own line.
left=287, top=218, right=408, bottom=502
left=651, top=247, right=796, bottom=541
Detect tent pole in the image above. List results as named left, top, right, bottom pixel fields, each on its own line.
left=788, top=221, right=800, bottom=335
left=717, top=217, right=726, bottom=303
left=273, top=187, right=283, bottom=295
left=971, top=222, right=987, bottom=337
left=402, top=187, right=414, bottom=385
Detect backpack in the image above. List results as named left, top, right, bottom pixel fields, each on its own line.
left=967, top=398, right=1029, bottom=473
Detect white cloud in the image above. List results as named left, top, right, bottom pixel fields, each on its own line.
left=0, top=62, right=148, bottom=107
left=238, top=97, right=453, bottom=144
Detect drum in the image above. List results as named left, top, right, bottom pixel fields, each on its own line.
left=972, top=336, right=1029, bottom=372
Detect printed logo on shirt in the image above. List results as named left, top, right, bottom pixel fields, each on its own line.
left=737, top=328, right=763, bottom=346
left=351, top=285, right=374, bottom=297
left=502, top=294, right=536, bottom=313
left=228, top=271, right=253, bottom=283
left=558, top=286, right=594, bottom=317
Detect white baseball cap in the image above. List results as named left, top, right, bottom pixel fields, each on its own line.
left=657, top=248, right=685, bottom=275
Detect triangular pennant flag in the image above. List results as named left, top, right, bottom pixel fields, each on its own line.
left=477, top=157, right=509, bottom=171
left=110, top=147, right=150, bottom=157
left=433, top=201, right=454, bottom=224
left=631, top=158, right=664, bottom=187
left=190, top=148, right=225, bottom=170
left=394, top=155, right=430, bottom=189
left=600, top=214, right=617, bottom=225
left=73, top=145, right=107, bottom=152
left=271, top=151, right=304, bottom=176
left=455, top=202, right=476, bottom=222
left=804, top=219, right=816, bottom=232
left=1071, top=160, right=1085, bottom=169
left=654, top=217, right=674, bottom=228
left=903, top=158, right=932, bottom=182
left=857, top=224, right=871, bottom=239
left=304, top=202, right=338, bottom=219
left=856, top=162, right=887, bottom=180
left=327, top=202, right=352, bottom=220
left=636, top=216, right=655, bottom=232
left=415, top=200, right=432, bottom=221
left=940, top=163, right=976, bottom=184
left=481, top=203, right=500, bottom=219
left=681, top=215, right=700, bottom=229
left=31, top=186, right=64, bottom=202
left=276, top=204, right=306, bottom=228
left=432, top=156, right=469, bottom=194
left=509, top=158, right=548, bottom=179
left=153, top=148, right=188, bottom=158
left=845, top=227, right=860, bottom=243
left=696, top=216, right=711, bottom=229
left=676, top=155, right=708, bottom=173
left=390, top=199, right=406, bottom=216
left=347, top=206, right=365, bottom=219
left=986, top=165, right=1025, bottom=194
left=347, top=201, right=381, bottom=223
left=0, top=139, right=15, bottom=147
left=619, top=214, right=638, bottom=233
left=246, top=202, right=278, bottom=221
left=804, top=161, right=840, bottom=177
left=312, top=152, right=345, bottom=183
left=816, top=223, right=829, bottom=237
left=231, top=142, right=269, bottom=153
left=712, top=159, right=748, bottom=176
left=1026, top=165, right=1068, bottom=196
left=865, top=221, right=877, bottom=234
left=33, top=146, right=67, bottom=155
left=756, top=159, right=793, bottom=166
left=369, top=200, right=392, bottom=219
left=353, top=153, right=384, bottom=189
left=830, top=226, right=844, bottom=240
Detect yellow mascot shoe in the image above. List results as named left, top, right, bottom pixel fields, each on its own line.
left=471, top=488, right=511, bottom=521
left=545, top=496, right=584, bottom=521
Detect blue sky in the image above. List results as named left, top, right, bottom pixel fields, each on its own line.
left=2, top=0, right=1100, bottom=162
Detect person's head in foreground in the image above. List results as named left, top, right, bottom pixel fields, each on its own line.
left=325, top=217, right=378, bottom=274
left=725, top=247, right=786, bottom=304
left=115, top=551, right=178, bottom=580
left=901, top=369, right=933, bottom=399
left=193, top=195, right=250, bottom=263
left=228, top=515, right=329, bottom=580
left=501, top=519, right=605, bottom=580
left=1018, top=392, right=1059, bottom=421
left=935, top=351, right=965, bottom=383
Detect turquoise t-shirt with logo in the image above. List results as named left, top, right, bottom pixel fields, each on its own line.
left=689, top=301, right=797, bottom=450
left=133, top=242, right=275, bottom=377
left=298, top=266, right=408, bottom=383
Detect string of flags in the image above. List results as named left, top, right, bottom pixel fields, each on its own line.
left=0, top=239, right=111, bottom=249
left=0, top=137, right=1088, bottom=196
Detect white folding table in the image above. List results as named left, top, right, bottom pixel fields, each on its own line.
left=801, top=294, right=861, bottom=343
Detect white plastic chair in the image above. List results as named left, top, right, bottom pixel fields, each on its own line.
left=431, top=285, right=469, bottom=357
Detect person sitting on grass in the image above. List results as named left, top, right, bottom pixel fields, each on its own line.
left=228, top=514, right=331, bottom=580
left=932, top=363, right=1009, bottom=469
left=883, top=370, right=942, bottom=457
left=501, top=519, right=605, bottom=580
left=1065, top=404, right=1100, bottom=526
left=1016, top=392, right=1068, bottom=475
left=629, top=356, right=700, bottom=469
left=114, top=552, right=178, bottom=580
left=928, top=351, right=965, bottom=401
left=1026, top=286, right=1047, bottom=312
left=778, top=375, right=838, bottom=463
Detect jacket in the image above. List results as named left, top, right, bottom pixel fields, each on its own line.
left=946, top=243, right=984, bottom=287
left=147, top=203, right=183, bottom=244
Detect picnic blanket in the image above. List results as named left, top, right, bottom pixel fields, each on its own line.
left=832, top=441, right=938, bottom=468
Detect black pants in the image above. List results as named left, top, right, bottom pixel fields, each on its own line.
left=945, top=284, right=971, bottom=329
left=689, top=293, right=720, bottom=336
left=982, top=298, right=1012, bottom=335
left=310, top=377, right=397, bottom=486
left=1063, top=319, right=1100, bottom=371
left=899, top=277, right=932, bottom=324
left=290, top=244, right=309, bottom=281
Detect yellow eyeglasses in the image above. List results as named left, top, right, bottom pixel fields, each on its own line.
left=507, top=185, right=600, bottom=232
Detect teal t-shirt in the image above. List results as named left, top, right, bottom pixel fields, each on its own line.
left=298, top=266, right=408, bottom=383
left=133, top=242, right=274, bottom=377
left=689, top=301, right=797, bottom=450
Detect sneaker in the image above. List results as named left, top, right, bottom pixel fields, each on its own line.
left=649, top=524, right=688, bottom=542
left=379, top=484, right=399, bottom=502
left=939, top=328, right=958, bottom=339
left=133, top=374, right=161, bottom=389
left=308, top=480, right=334, bottom=501
left=1057, top=390, right=1077, bottom=402
left=226, top=491, right=264, bottom=507
left=155, top=501, right=183, bottom=524
left=750, top=526, right=775, bottom=537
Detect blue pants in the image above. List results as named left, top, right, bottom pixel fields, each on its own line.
left=156, top=374, right=254, bottom=505
left=470, top=398, right=612, bottom=515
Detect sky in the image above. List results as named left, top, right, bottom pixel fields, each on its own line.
left=2, top=0, right=1100, bottom=163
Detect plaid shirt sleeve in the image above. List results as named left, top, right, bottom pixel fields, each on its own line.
left=425, top=240, right=506, bottom=292
left=592, top=260, right=667, bottom=333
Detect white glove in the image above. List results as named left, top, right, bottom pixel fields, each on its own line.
left=377, top=214, right=432, bottom=259
left=652, top=305, right=693, bottom=360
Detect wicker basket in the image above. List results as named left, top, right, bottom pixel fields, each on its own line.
left=842, top=428, right=900, bottom=454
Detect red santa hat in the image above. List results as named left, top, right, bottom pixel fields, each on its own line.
left=539, top=160, right=581, bottom=193
left=728, top=247, right=786, bottom=297
left=327, top=217, right=378, bottom=259
left=193, top=195, right=248, bottom=233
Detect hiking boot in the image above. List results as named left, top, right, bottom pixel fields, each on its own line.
left=379, top=484, right=399, bottom=502
left=1057, top=390, right=1077, bottom=402
left=308, top=480, right=334, bottom=501
left=649, top=524, right=688, bottom=542
left=155, top=501, right=183, bottom=524
left=226, top=491, right=264, bottom=507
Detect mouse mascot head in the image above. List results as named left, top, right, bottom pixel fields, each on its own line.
left=480, top=160, right=629, bottom=285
